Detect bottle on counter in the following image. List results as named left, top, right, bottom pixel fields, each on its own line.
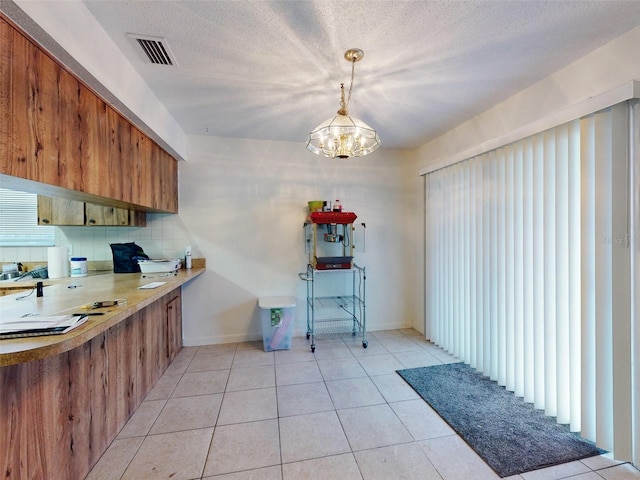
left=333, top=200, right=342, bottom=212
left=185, top=246, right=192, bottom=269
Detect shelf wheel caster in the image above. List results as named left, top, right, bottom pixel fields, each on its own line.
left=362, top=341, right=368, bottom=348
left=306, top=333, right=310, bottom=339
left=311, top=344, right=316, bottom=353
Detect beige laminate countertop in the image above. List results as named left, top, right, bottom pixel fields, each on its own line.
left=0, top=268, right=204, bottom=367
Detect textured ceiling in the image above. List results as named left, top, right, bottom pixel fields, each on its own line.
left=80, top=0, right=640, bottom=150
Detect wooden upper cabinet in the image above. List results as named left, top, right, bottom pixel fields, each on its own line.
left=1, top=16, right=178, bottom=213
left=107, top=108, right=131, bottom=204
left=38, top=195, right=147, bottom=226
left=0, top=18, right=12, bottom=174
left=85, top=203, right=127, bottom=226
left=85, top=203, right=146, bottom=226
left=37, top=196, right=84, bottom=226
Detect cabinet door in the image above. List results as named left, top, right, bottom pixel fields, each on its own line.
left=136, top=303, right=162, bottom=398
left=38, top=195, right=146, bottom=226
left=129, top=210, right=147, bottom=227
left=0, top=19, right=10, bottom=170
left=37, top=195, right=84, bottom=225
left=85, top=204, right=146, bottom=226
left=166, top=294, right=182, bottom=362
left=85, top=203, right=130, bottom=226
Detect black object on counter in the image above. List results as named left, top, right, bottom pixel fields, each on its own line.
left=110, top=242, right=149, bottom=273
left=36, top=281, right=44, bottom=297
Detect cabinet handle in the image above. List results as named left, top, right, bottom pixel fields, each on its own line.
left=41, top=218, right=50, bottom=224
left=88, top=219, right=96, bottom=224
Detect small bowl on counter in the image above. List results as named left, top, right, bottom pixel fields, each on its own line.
left=137, top=259, right=181, bottom=274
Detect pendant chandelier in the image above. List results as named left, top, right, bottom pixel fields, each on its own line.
left=306, top=48, right=381, bottom=159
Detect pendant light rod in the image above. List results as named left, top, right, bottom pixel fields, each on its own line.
left=342, top=48, right=364, bottom=115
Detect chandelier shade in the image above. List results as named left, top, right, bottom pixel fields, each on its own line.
left=306, top=112, right=381, bottom=158
left=306, top=48, right=381, bottom=159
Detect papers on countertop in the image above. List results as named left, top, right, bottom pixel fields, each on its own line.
left=0, top=314, right=88, bottom=339
left=138, top=282, right=167, bottom=289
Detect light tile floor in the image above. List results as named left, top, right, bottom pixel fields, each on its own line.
left=86, top=328, right=640, bottom=480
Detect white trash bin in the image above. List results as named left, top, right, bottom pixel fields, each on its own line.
left=258, top=296, right=296, bottom=352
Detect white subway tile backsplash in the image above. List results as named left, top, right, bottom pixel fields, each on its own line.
left=0, top=213, right=191, bottom=263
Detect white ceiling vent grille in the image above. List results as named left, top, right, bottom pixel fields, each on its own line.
left=128, top=34, right=176, bottom=66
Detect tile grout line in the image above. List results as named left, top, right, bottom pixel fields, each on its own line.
left=98, top=330, right=640, bottom=480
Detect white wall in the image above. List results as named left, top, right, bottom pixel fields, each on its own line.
left=0, top=138, right=423, bottom=345
left=417, top=25, right=640, bottom=168
left=179, top=136, right=419, bottom=345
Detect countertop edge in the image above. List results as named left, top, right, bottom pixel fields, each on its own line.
left=0, top=268, right=205, bottom=367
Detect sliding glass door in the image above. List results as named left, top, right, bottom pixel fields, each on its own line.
left=424, top=101, right=637, bottom=462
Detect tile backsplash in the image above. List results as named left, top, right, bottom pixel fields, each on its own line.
left=0, top=213, right=196, bottom=264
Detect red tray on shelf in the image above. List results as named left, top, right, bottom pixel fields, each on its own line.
left=315, top=256, right=353, bottom=270
left=309, top=211, right=357, bottom=224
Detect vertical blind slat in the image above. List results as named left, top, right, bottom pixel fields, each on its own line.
left=580, top=115, right=597, bottom=442
left=505, top=145, right=516, bottom=392
left=543, top=130, right=558, bottom=417
left=555, top=124, right=571, bottom=425
left=523, top=138, right=535, bottom=405
left=610, top=104, right=632, bottom=459
left=532, top=134, right=546, bottom=410
left=593, top=109, right=614, bottom=450
left=568, top=119, right=582, bottom=432
left=514, top=143, right=525, bottom=398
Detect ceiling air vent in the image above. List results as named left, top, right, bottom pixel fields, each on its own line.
left=128, top=34, right=176, bottom=66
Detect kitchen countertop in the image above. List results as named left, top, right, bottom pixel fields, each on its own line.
left=0, top=268, right=204, bottom=367
left=0, top=278, right=52, bottom=289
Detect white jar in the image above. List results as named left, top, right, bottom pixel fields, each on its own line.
left=70, top=257, right=88, bottom=277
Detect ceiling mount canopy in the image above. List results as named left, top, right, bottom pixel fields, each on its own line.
left=306, top=48, right=381, bottom=159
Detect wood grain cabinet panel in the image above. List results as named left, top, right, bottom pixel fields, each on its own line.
left=0, top=18, right=11, bottom=170
left=1, top=16, right=178, bottom=213
left=0, top=288, right=182, bottom=480
left=37, top=195, right=85, bottom=225
left=67, top=340, right=94, bottom=478
left=7, top=17, right=40, bottom=182
left=114, top=317, right=138, bottom=429
left=166, top=295, right=182, bottom=363
left=38, top=195, right=147, bottom=226
left=0, top=352, right=73, bottom=478
left=107, top=108, right=131, bottom=204
left=56, top=64, right=84, bottom=191
left=85, top=202, right=130, bottom=226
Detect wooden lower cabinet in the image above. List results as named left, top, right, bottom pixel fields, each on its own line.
left=0, top=289, right=182, bottom=479
left=166, top=295, right=182, bottom=363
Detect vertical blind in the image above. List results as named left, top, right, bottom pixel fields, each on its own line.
left=425, top=101, right=636, bottom=462
left=631, top=100, right=640, bottom=465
